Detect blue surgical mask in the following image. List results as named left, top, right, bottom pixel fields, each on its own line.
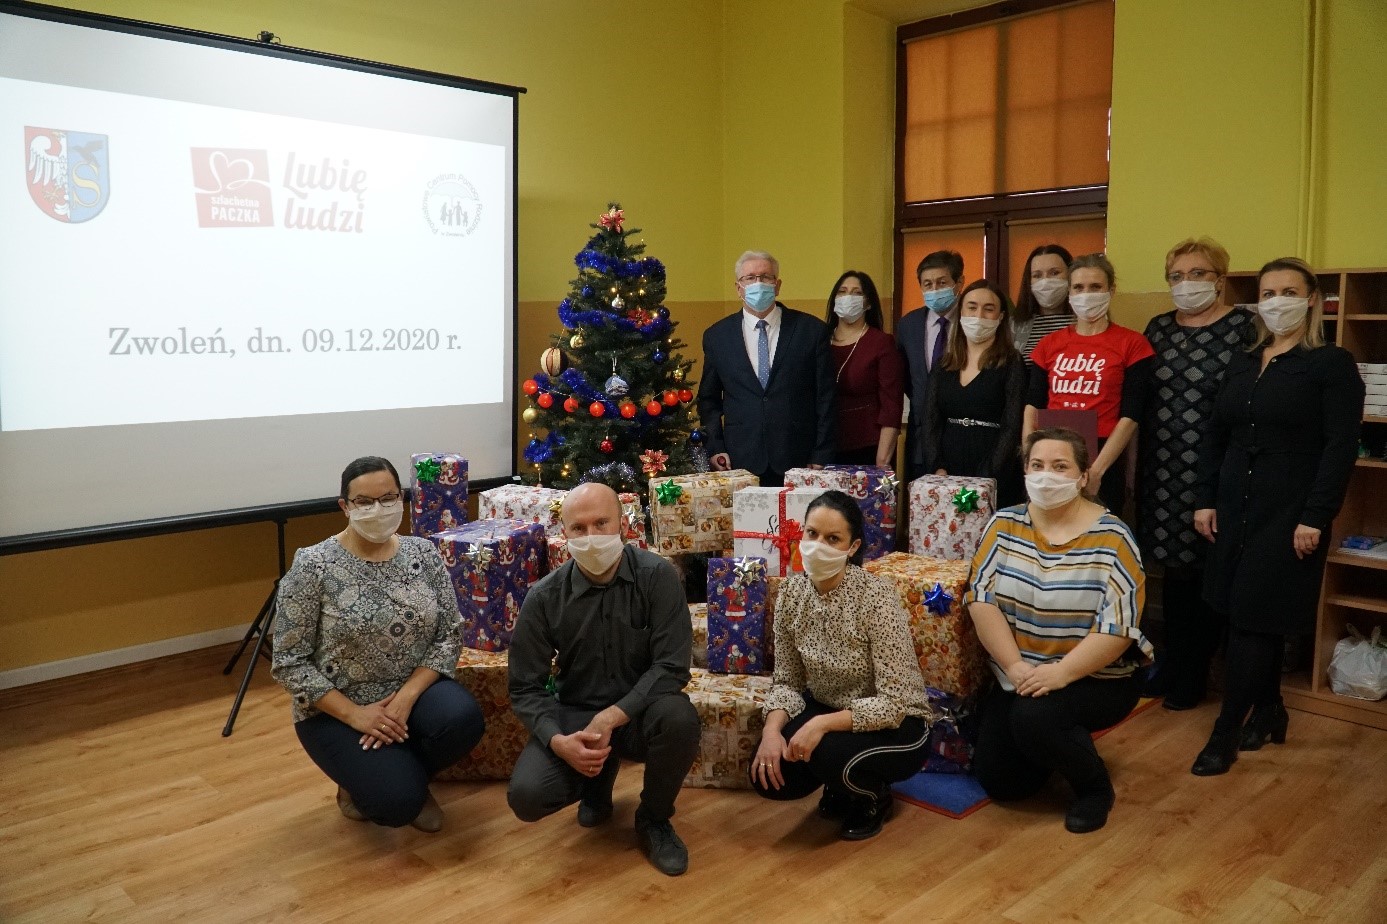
left=743, top=281, right=776, bottom=313
left=925, top=287, right=956, bottom=314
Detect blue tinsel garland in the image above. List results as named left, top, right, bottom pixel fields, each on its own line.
left=557, top=298, right=672, bottom=339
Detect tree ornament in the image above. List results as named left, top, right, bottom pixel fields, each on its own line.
left=522, top=379, right=539, bottom=395
left=689, top=428, right=705, bottom=444
left=652, top=349, right=667, bottom=364
left=522, top=407, right=539, bottom=424
left=599, top=205, right=625, bottom=232
left=654, top=479, right=684, bottom=505
left=570, top=331, right=585, bottom=349
left=640, top=449, right=669, bottom=475
left=924, top=582, right=954, bottom=615
left=620, top=402, right=637, bottom=419
left=677, top=388, right=693, bottom=403
left=540, top=347, right=564, bottom=376
left=599, top=437, right=615, bottom=454
left=564, top=396, right=580, bottom=414
left=646, top=399, right=663, bottom=416
left=589, top=401, right=606, bottom=418
left=582, top=286, right=593, bottom=298
left=611, top=294, right=625, bottom=311
left=537, top=392, right=554, bottom=409
left=604, top=359, right=629, bottom=398
left=662, top=390, right=679, bottom=406
left=655, top=306, right=670, bottom=320
left=672, top=366, right=686, bottom=382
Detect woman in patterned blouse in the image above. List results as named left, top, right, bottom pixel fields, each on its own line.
left=272, top=456, right=484, bottom=832
left=966, top=429, right=1153, bottom=834
left=751, top=490, right=933, bottom=841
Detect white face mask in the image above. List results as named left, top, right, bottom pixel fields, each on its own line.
left=1025, top=471, right=1081, bottom=510
left=833, top=294, right=866, bottom=322
left=959, top=316, right=1000, bottom=344
left=797, top=539, right=852, bottom=582
left=1258, top=295, right=1310, bottom=336
left=1171, top=279, right=1218, bottom=313
left=566, top=532, right=625, bottom=576
left=347, top=500, right=404, bottom=544
left=1069, top=291, right=1111, bottom=322
left=1031, top=276, right=1069, bottom=309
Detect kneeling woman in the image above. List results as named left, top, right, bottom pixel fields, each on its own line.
left=272, top=456, right=485, bottom=832
left=965, top=429, right=1152, bottom=833
left=752, top=490, right=934, bottom=840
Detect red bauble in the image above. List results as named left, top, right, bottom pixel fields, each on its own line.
left=536, top=392, right=554, bottom=409
left=662, top=390, right=679, bottom=406
left=522, top=379, right=539, bottom=395
left=677, top=388, right=693, bottom=403
left=563, top=396, right=579, bottom=414
left=646, top=400, right=663, bottom=416
left=589, top=401, right=606, bottom=417
left=620, top=402, right=637, bottom=419
left=599, top=438, right=615, bottom=454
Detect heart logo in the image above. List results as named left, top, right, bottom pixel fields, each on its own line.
left=208, top=150, right=256, bottom=192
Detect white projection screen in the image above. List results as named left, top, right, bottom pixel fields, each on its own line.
left=0, top=2, right=520, bottom=544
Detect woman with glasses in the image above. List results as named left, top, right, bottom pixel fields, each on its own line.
left=824, top=270, right=904, bottom=467
left=1137, top=238, right=1255, bottom=710
left=272, top=455, right=484, bottom=832
left=1012, top=244, right=1075, bottom=362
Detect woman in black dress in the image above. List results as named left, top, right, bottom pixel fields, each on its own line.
left=923, top=280, right=1027, bottom=507
left=1139, top=237, right=1255, bottom=710
left=1190, top=257, right=1363, bottom=775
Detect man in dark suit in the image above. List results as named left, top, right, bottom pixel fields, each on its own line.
left=896, top=249, right=965, bottom=480
left=696, top=250, right=835, bottom=487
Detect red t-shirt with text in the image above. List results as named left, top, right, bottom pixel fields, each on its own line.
left=1031, top=323, right=1154, bottom=438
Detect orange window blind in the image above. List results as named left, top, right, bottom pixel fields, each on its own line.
left=900, top=225, right=987, bottom=318
left=1006, top=215, right=1108, bottom=302
left=902, top=0, right=1113, bottom=203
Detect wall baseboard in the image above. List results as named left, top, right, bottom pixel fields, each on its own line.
left=0, top=624, right=252, bottom=691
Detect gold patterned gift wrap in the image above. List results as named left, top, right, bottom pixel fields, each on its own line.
left=682, top=668, right=771, bottom=790
left=689, top=603, right=709, bottom=670
left=437, top=647, right=529, bottom=782
left=649, top=469, right=759, bottom=554
left=863, top=553, right=988, bottom=699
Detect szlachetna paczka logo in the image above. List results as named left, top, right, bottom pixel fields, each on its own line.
left=25, top=127, right=110, bottom=223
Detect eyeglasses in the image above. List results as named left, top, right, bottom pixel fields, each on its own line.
left=1166, top=268, right=1220, bottom=284
left=346, top=491, right=402, bottom=510
left=737, top=274, right=777, bottom=285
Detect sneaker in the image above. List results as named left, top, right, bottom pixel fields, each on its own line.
left=336, top=786, right=366, bottom=822
left=635, top=813, right=689, bottom=876
left=410, top=790, right=444, bottom=833
left=840, top=789, right=893, bottom=841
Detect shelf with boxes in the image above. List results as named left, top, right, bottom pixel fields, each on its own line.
left=1224, top=268, right=1387, bottom=728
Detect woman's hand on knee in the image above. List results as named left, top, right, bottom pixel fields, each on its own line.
left=348, top=700, right=409, bottom=750
left=785, top=718, right=827, bottom=763
left=753, top=732, right=786, bottom=790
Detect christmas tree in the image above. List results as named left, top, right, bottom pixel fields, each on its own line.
left=521, top=204, right=706, bottom=498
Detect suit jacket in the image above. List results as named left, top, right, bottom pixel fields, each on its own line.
left=897, top=307, right=949, bottom=470
left=696, top=304, right=836, bottom=475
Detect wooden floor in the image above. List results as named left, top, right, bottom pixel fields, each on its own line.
left=1, top=646, right=1385, bottom=924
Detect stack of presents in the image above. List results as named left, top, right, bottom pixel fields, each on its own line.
left=412, top=450, right=1001, bottom=790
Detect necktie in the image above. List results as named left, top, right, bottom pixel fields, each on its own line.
left=756, top=319, right=770, bottom=389
left=930, top=315, right=948, bottom=369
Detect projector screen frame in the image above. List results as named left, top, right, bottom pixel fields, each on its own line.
left=0, top=0, right=525, bottom=554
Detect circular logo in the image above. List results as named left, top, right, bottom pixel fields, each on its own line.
left=423, top=173, right=482, bottom=236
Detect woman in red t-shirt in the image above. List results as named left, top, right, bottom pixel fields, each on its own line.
left=1024, top=254, right=1154, bottom=515
left=823, top=270, right=904, bottom=467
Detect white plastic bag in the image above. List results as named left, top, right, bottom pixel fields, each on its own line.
left=1327, top=625, right=1387, bottom=701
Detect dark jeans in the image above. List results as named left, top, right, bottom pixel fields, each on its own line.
left=295, top=677, right=485, bottom=827
left=1160, top=566, right=1225, bottom=705
left=507, top=693, right=700, bottom=824
left=1213, top=625, right=1284, bottom=734
left=749, top=696, right=930, bottom=801
left=973, top=675, right=1138, bottom=801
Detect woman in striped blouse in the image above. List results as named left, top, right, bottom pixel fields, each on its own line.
left=964, top=428, right=1153, bottom=834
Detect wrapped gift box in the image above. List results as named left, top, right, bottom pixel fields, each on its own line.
left=923, top=687, right=974, bottom=774
left=907, top=475, right=997, bottom=561
left=864, top=553, right=986, bottom=699
left=731, top=487, right=821, bottom=576
left=683, top=668, right=771, bottom=790
left=477, top=485, right=566, bottom=537
left=409, top=452, right=468, bottom=538
left=783, top=465, right=899, bottom=561
left=706, top=556, right=771, bottom=674
left=431, top=519, right=548, bottom=652
left=689, top=603, right=709, bottom=670
left=437, top=647, right=528, bottom=781
left=650, top=470, right=759, bottom=554
left=547, top=536, right=571, bottom=571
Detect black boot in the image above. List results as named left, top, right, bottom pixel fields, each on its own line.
left=1064, top=776, right=1115, bottom=834
left=1238, top=702, right=1289, bottom=752
left=1190, top=729, right=1239, bottom=776
left=817, top=786, right=851, bottom=820
left=840, top=788, right=893, bottom=841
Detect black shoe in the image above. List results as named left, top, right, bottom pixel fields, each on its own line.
left=577, top=777, right=614, bottom=828
left=1161, top=695, right=1199, bottom=712
left=818, top=787, right=851, bottom=820
left=1191, top=729, right=1239, bottom=776
left=840, top=789, right=893, bottom=841
left=1064, top=779, right=1115, bottom=834
left=1239, top=702, right=1289, bottom=752
left=635, top=813, right=688, bottom=876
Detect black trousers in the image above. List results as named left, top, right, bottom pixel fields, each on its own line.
left=1159, top=566, right=1225, bottom=704
left=833, top=445, right=879, bottom=466
left=973, top=676, right=1137, bottom=801
left=1213, top=625, right=1284, bottom=734
left=507, top=693, right=700, bottom=824
left=749, top=696, right=930, bottom=801
left=295, top=677, right=485, bottom=827
left=1094, top=437, right=1128, bottom=518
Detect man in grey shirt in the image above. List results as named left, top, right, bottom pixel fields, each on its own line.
left=507, top=483, right=699, bottom=876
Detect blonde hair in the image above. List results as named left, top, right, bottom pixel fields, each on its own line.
left=1068, top=253, right=1117, bottom=289
left=1249, top=256, right=1326, bottom=350
left=1165, top=237, right=1230, bottom=277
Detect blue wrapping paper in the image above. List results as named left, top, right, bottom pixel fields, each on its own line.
left=431, top=518, right=546, bottom=651
left=706, top=556, right=771, bottom=675
left=410, top=452, right=469, bottom=538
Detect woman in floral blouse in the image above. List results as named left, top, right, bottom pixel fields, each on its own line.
left=272, top=456, right=484, bottom=832
left=750, top=490, right=933, bottom=840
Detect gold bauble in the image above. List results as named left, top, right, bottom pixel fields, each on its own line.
left=570, top=332, right=585, bottom=349
left=672, top=366, right=686, bottom=382
left=522, top=407, right=539, bottom=424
